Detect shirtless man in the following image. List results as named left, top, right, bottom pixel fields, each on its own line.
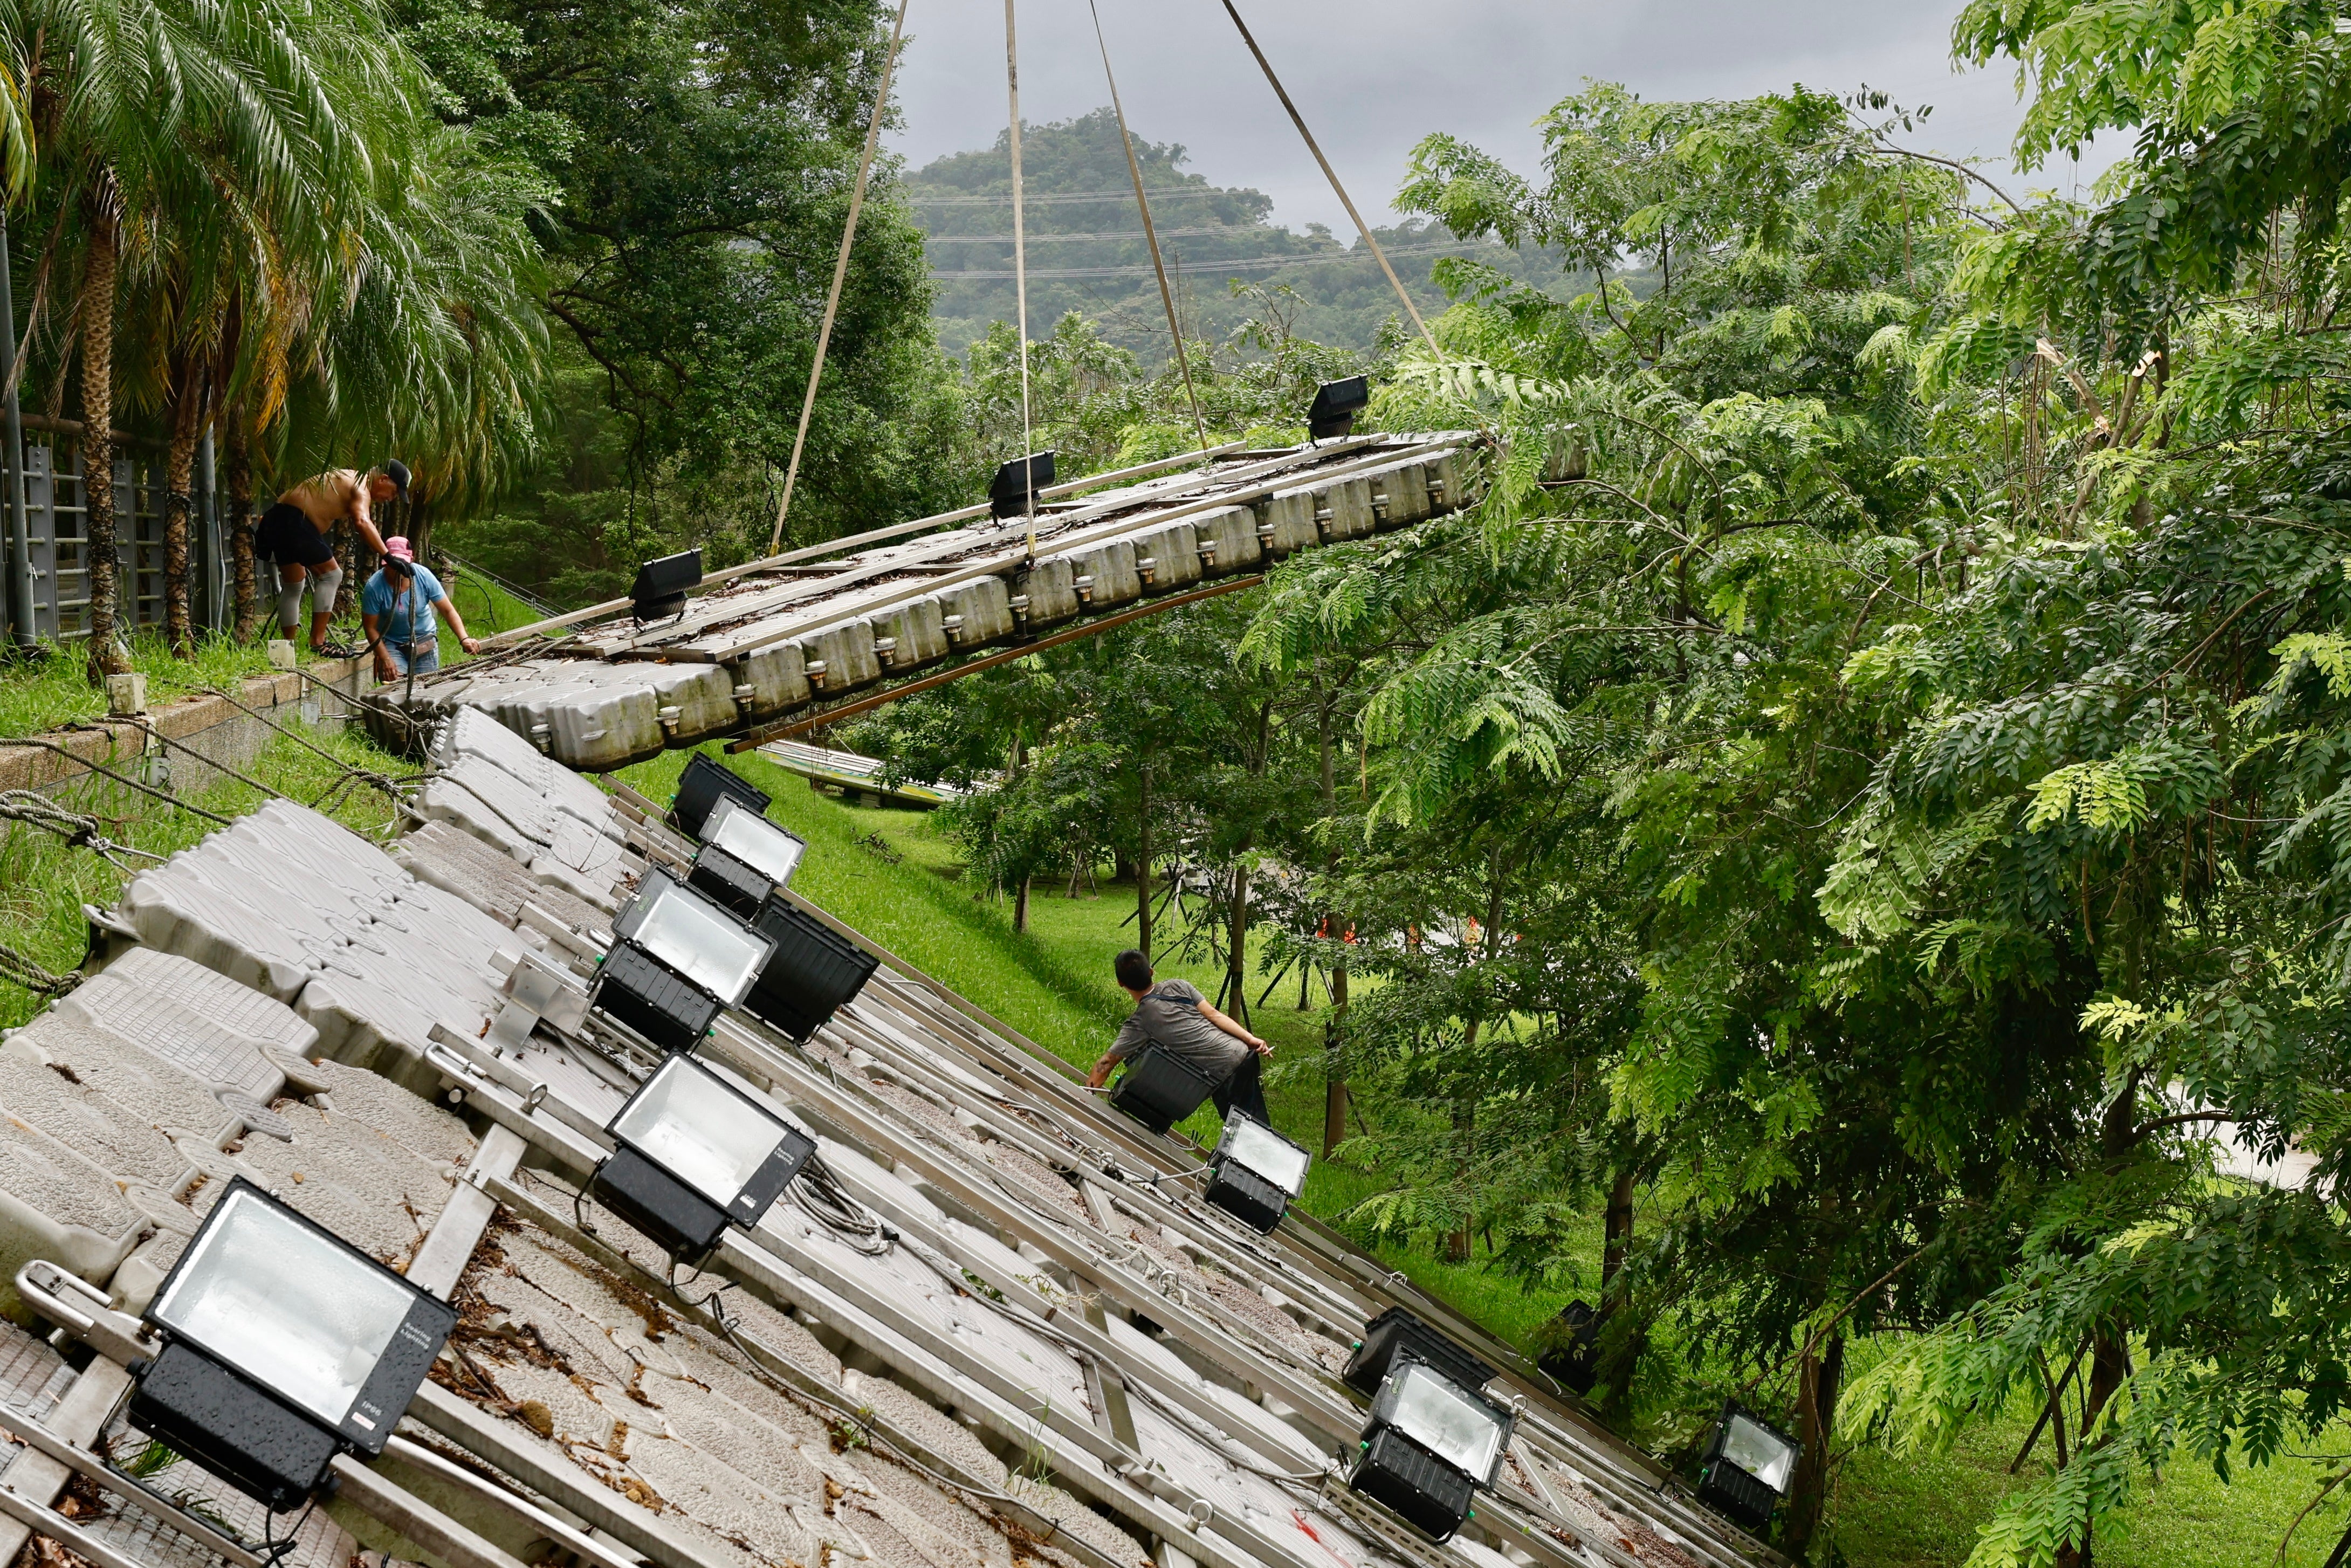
left=251, top=460, right=409, bottom=654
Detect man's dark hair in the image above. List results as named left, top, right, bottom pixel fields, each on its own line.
left=1113, top=949, right=1153, bottom=992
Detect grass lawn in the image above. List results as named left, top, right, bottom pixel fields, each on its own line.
left=0, top=631, right=314, bottom=740
left=0, top=720, right=405, bottom=1029
left=616, top=742, right=2350, bottom=1568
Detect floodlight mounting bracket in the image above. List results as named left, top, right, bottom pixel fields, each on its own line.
left=1316, top=1473, right=1459, bottom=1568
left=16, top=1259, right=155, bottom=1367
left=427, top=1023, right=618, bottom=1154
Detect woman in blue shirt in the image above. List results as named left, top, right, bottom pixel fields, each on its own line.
left=361, top=537, right=480, bottom=679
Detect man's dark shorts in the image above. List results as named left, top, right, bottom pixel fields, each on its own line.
left=253, top=501, right=332, bottom=568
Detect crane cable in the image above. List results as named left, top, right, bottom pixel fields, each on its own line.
left=1216, top=0, right=1441, bottom=360
left=1005, top=0, right=1039, bottom=562
left=766, top=0, right=915, bottom=557
left=1085, top=0, right=1208, bottom=453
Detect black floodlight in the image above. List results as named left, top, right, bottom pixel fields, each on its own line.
left=672, top=752, right=772, bottom=840
left=745, top=893, right=880, bottom=1041
left=1308, top=376, right=1370, bottom=441
left=631, top=548, right=703, bottom=622
left=1536, top=1299, right=1601, bottom=1395
left=1204, top=1113, right=1311, bottom=1233
left=1348, top=1352, right=1516, bottom=1542
left=990, top=451, right=1056, bottom=519
left=1342, top=1304, right=1498, bottom=1399
left=594, top=870, right=776, bottom=1051
left=592, top=1054, right=817, bottom=1259
left=690, top=843, right=772, bottom=920
left=1106, top=1041, right=1219, bottom=1135
left=704, top=794, right=807, bottom=887
left=1695, top=1404, right=1799, bottom=1530
left=129, top=1178, right=456, bottom=1510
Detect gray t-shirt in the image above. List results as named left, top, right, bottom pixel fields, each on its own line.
left=1108, top=979, right=1247, bottom=1077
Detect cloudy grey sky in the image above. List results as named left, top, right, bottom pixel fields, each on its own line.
left=886, top=0, right=2126, bottom=230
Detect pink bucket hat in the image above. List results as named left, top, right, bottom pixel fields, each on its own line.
left=382, top=537, right=415, bottom=563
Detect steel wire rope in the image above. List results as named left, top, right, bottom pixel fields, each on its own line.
left=1003, top=0, right=1038, bottom=562
left=6, top=737, right=234, bottom=826
left=1214, top=0, right=1439, bottom=359
left=1083, top=0, right=1207, bottom=451
left=766, top=0, right=913, bottom=557
left=80, top=719, right=292, bottom=805
left=201, top=684, right=420, bottom=804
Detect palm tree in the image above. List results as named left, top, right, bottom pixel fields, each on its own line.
left=77, top=171, right=122, bottom=677
left=0, top=0, right=549, bottom=668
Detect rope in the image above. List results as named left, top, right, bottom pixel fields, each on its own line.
left=0, top=938, right=80, bottom=998
left=1004, top=0, right=1037, bottom=560
left=1085, top=0, right=1207, bottom=452
left=1216, top=0, right=1440, bottom=359
left=766, top=0, right=915, bottom=557
left=0, top=788, right=166, bottom=869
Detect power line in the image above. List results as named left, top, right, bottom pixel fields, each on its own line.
left=912, top=188, right=1238, bottom=205
left=929, top=240, right=1488, bottom=281
left=923, top=225, right=1282, bottom=244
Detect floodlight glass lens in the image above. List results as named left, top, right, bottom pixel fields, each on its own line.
left=612, top=1058, right=789, bottom=1207
left=1222, top=1118, right=1309, bottom=1195
left=706, top=797, right=805, bottom=886
left=1722, top=1413, right=1797, bottom=1492
left=1387, top=1362, right=1506, bottom=1480
left=153, top=1187, right=411, bottom=1428
left=635, top=879, right=771, bottom=1003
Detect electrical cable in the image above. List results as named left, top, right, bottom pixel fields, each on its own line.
left=256, top=1493, right=317, bottom=1566
left=790, top=1153, right=896, bottom=1255
left=766, top=0, right=914, bottom=558
left=1083, top=0, right=1207, bottom=452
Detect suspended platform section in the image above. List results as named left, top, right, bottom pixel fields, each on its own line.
left=380, top=434, right=1505, bottom=771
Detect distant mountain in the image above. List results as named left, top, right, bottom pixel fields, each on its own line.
left=908, top=109, right=1572, bottom=360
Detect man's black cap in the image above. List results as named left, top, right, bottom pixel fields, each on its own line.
left=382, top=458, right=411, bottom=502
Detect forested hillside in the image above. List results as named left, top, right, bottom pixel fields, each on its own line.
left=909, top=109, right=1574, bottom=357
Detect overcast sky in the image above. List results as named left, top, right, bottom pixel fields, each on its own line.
left=886, top=0, right=2127, bottom=231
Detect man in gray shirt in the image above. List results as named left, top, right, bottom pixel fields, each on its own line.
left=1088, top=948, right=1272, bottom=1124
